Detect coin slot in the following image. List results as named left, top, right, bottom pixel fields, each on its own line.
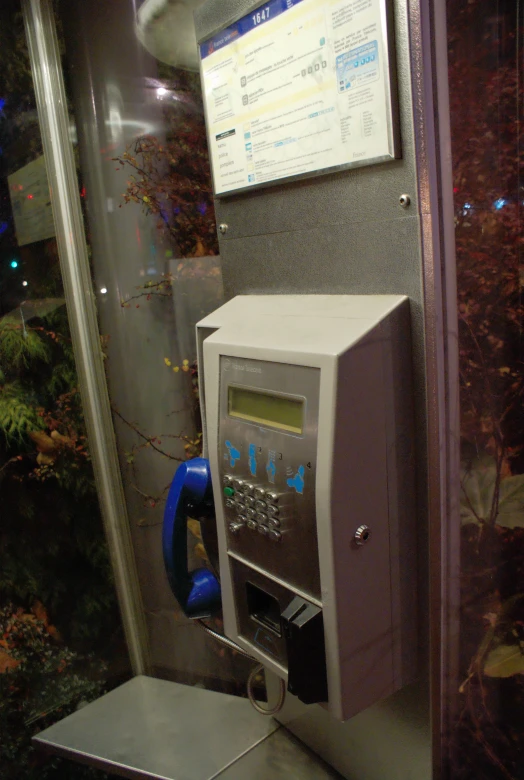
left=246, top=582, right=282, bottom=637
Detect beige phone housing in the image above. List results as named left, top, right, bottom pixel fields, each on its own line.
left=196, top=295, right=416, bottom=721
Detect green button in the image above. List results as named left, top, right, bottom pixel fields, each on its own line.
left=224, top=487, right=235, bottom=497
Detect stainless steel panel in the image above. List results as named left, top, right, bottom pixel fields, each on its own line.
left=273, top=680, right=431, bottom=780
left=219, top=727, right=345, bottom=779
left=33, top=675, right=278, bottom=780
left=195, top=0, right=433, bottom=772
left=230, top=558, right=296, bottom=666
left=195, top=0, right=419, bottom=243
left=219, top=356, right=321, bottom=599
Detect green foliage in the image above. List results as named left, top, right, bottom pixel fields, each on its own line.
left=0, top=304, right=125, bottom=777
left=0, top=382, right=45, bottom=443
left=484, top=644, right=524, bottom=679
left=461, top=455, right=524, bottom=528
left=0, top=318, right=51, bottom=370
left=0, top=604, right=107, bottom=780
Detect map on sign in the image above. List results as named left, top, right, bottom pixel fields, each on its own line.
left=199, top=0, right=398, bottom=196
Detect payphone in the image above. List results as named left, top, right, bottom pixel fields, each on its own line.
left=163, top=294, right=417, bottom=721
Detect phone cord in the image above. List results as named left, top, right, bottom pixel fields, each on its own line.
left=196, top=619, right=287, bottom=715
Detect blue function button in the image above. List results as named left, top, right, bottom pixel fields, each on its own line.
left=225, top=440, right=241, bottom=467
left=248, top=444, right=258, bottom=477
left=266, top=451, right=276, bottom=483
left=286, top=465, right=305, bottom=495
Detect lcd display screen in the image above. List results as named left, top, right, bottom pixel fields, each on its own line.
left=228, top=386, right=304, bottom=434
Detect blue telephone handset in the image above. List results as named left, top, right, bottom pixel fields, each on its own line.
left=162, top=458, right=221, bottom=618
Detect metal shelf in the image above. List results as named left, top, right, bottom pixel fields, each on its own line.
left=33, top=675, right=342, bottom=779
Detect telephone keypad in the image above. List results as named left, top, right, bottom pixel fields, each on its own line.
left=223, top=473, right=284, bottom=542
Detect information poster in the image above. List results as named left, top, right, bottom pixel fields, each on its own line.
left=200, top=0, right=398, bottom=196
left=8, top=156, right=55, bottom=246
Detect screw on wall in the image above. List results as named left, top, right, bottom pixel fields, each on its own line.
left=353, top=525, right=371, bottom=546
left=218, top=223, right=229, bottom=235
left=399, top=194, right=411, bottom=208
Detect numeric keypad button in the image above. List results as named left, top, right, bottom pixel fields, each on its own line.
left=267, top=504, right=279, bottom=517
left=254, top=487, right=266, bottom=500
left=268, top=516, right=280, bottom=528
left=244, top=496, right=256, bottom=508
left=255, top=500, right=267, bottom=512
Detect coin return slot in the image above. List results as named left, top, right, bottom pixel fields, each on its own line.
left=246, top=582, right=282, bottom=637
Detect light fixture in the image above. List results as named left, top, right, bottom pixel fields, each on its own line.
left=100, top=287, right=108, bottom=294
left=10, top=259, right=18, bottom=269
left=157, top=87, right=167, bottom=97
left=22, top=280, right=28, bottom=287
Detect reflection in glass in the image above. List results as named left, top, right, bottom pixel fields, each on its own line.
left=0, top=2, right=129, bottom=776
left=446, top=0, right=524, bottom=777
left=60, top=0, right=256, bottom=695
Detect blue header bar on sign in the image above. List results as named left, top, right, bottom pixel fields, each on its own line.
left=199, top=0, right=306, bottom=59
